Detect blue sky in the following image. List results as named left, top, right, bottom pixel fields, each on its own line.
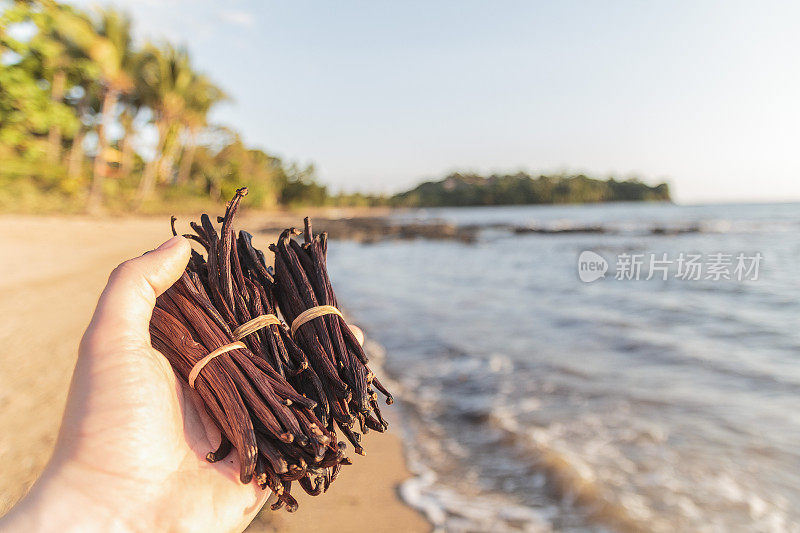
left=70, top=1, right=800, bottom=203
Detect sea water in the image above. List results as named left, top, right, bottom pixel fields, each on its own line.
left=326, top=202, right=800, bottom=533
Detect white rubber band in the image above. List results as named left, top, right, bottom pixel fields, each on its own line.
left=290, top=305, right=343, bottom=337
left=188, top=341, right=246, bottom=388
left=232, top=314, right=281, bottom=340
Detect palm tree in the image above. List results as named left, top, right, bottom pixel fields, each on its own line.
left=118, top=89, right=142, bottom=179
left=65, top=73, right=101, bottom=182
left=176, top=74, right=226, bottom=185
left=134, top=43, right=194, bottom=203
left=86, top=9, right=135, bottom=212
left=66, top=91, right=90, bottom=179
left=48, top=4, right=135, bottom=212
left=11, top=1, right=90, bottom=164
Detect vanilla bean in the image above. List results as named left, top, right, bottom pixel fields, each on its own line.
left=269, top=217, right=393, bottom=457
left=206, top=436, right=233, bottom=463
left=150, top=188, right=368, bottom=512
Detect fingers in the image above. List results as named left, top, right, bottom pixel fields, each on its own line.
left=84, top=236, right=191, bottom=346
left=348, top=324, right=364, bottom=347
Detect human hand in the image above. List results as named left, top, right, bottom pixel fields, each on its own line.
left=1, top=237, right=268, bottom=532
left=1, top=236, right=268, bottom=532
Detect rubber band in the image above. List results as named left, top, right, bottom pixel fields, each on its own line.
left=188, top=341, right=247, bottom=389
left=232, top=314, right=281, bottom=340
left=290, top=305, right=343, bottom=337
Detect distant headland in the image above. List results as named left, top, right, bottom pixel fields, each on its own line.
left=388, top=172, right=671, bottom=207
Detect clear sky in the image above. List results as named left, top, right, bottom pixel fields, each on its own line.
left=70, top=0, right=800, bottom=203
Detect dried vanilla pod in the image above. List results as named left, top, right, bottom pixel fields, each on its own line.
left=150, top=187, right=371, bottom=511
left=269, top=217, right=393, bottom=456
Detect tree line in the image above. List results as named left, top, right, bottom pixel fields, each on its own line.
left=0, top=0, right=327, bottom=212
left=0, top=0, right=671, bottom=213
left=391, top=172, right=671, bottom=207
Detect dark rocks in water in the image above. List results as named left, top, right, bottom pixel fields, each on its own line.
left=262, top=217, right=478, bottom=243
left=396, top=222, right=478, bottom=243
left=650, top=225, right=702, bottom=235
left=513, top=224, right=704, bottom=236
left=512, top=225, right=606, bottom=234
left=260, top=216, right=708, bottom=243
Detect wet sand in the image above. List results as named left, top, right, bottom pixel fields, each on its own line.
left=0, top=213, right=429, bottom=532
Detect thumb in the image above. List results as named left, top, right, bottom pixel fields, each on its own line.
left=83, top=236, right=191, bottom=350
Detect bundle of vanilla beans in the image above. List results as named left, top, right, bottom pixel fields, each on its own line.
left=149, top=187, right=392, bottom=512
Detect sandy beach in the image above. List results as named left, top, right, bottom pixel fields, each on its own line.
left=0, top=213, right=429, bottom=532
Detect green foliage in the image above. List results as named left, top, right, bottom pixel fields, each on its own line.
left=0, top=0, right=673, bottom=213
left=278, top=163, right=329, bottom=207
left=0, top=0, right=330, bottom=212
left=0, top=4, right=77, bottom=150
left=391, top=172, right=671, bottom=207
left=190, top=132, right=284, bottom=207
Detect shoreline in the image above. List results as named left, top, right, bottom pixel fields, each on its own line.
left=0, top=214, right=429, bottom=531
left=247, top=408, right=429, bottom=533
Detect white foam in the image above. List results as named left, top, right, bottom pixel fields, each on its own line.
left=364, top=342, right=562, bottom=532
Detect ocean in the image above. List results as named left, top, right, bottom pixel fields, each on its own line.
left=325, top=202, right=800, bottom=533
